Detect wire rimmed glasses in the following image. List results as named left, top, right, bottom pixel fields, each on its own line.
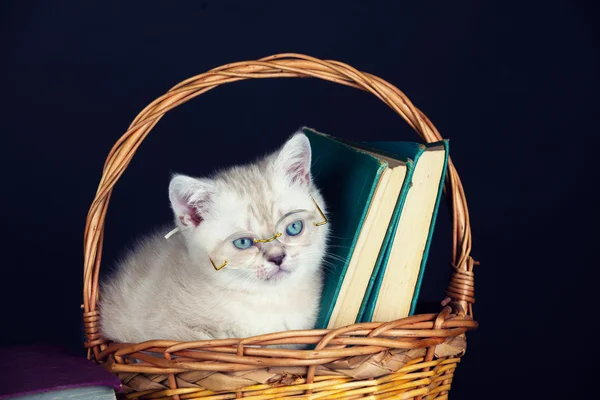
left=209, top=197, right=327, bottom=271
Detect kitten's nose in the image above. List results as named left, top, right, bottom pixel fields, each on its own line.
left=268, top=253, right=286, bottom=266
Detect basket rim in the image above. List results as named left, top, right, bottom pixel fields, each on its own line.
left=95, top=309, right=475, bottom=396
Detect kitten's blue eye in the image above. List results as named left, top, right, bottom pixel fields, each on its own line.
left=233, top=237, right=254, bottom=250
left=286, top=220, right=304, bottom=236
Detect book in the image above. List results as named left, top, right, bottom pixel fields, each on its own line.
left=304, top=128, right=410, bottom=329
left=11, top=387, right=116, bottom=400
left=0, top=345, right=121, bottom=400
left=358, top=140, right=449, bottom=322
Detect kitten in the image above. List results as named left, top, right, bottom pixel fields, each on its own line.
left=99, top=131, right=329, bottom=344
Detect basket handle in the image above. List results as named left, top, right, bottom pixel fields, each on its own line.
left=82, top=53, right=477, bottom=356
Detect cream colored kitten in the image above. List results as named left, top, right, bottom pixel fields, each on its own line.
left=99, top=131, right=329, bottom=343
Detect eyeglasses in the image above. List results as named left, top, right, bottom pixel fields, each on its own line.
left=209, top=197, right=327, bottom=271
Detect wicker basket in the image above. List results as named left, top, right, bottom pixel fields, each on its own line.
left=82, top=53, right=478, bottom=399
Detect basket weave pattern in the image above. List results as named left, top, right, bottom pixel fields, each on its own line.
left=82, top=54, right=478, bottom=399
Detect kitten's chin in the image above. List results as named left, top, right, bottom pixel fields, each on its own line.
left=263, top=269, right=291, bottom=282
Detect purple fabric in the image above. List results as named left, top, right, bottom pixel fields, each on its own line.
left=0, top=345, right=121, bottom=399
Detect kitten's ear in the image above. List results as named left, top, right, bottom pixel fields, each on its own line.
left=169, top=174, right=214, bottom=228
left=274, top=132, right=312, bottom=186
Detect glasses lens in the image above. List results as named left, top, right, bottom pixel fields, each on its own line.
left=275, top=210, right=319, bottom=246
left=210, top=231, right=259, bottom=270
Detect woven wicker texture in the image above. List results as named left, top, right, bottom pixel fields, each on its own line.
left=82, top=53, right=478, bottom=399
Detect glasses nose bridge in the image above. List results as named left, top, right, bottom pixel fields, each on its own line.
left=254, top=218, right=283, bottom=241
left=257, top=235, right=286, bottom=253
left=254, top=232, right=282, bottom=250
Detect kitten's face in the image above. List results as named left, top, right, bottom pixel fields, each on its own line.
left=169, top=132, right=329, bottom=289
left=194, top=182, right=328, bottom=285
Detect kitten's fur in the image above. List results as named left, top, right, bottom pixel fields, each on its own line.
left=99, top=132, right=329, bottom=343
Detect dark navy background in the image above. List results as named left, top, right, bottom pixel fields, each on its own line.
left=1, top=1, right=598, bottom=398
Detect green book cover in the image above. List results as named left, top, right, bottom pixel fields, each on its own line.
left=357, top=140, right=450, bottom=321
left=302, top=128, right=387, bottom=329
